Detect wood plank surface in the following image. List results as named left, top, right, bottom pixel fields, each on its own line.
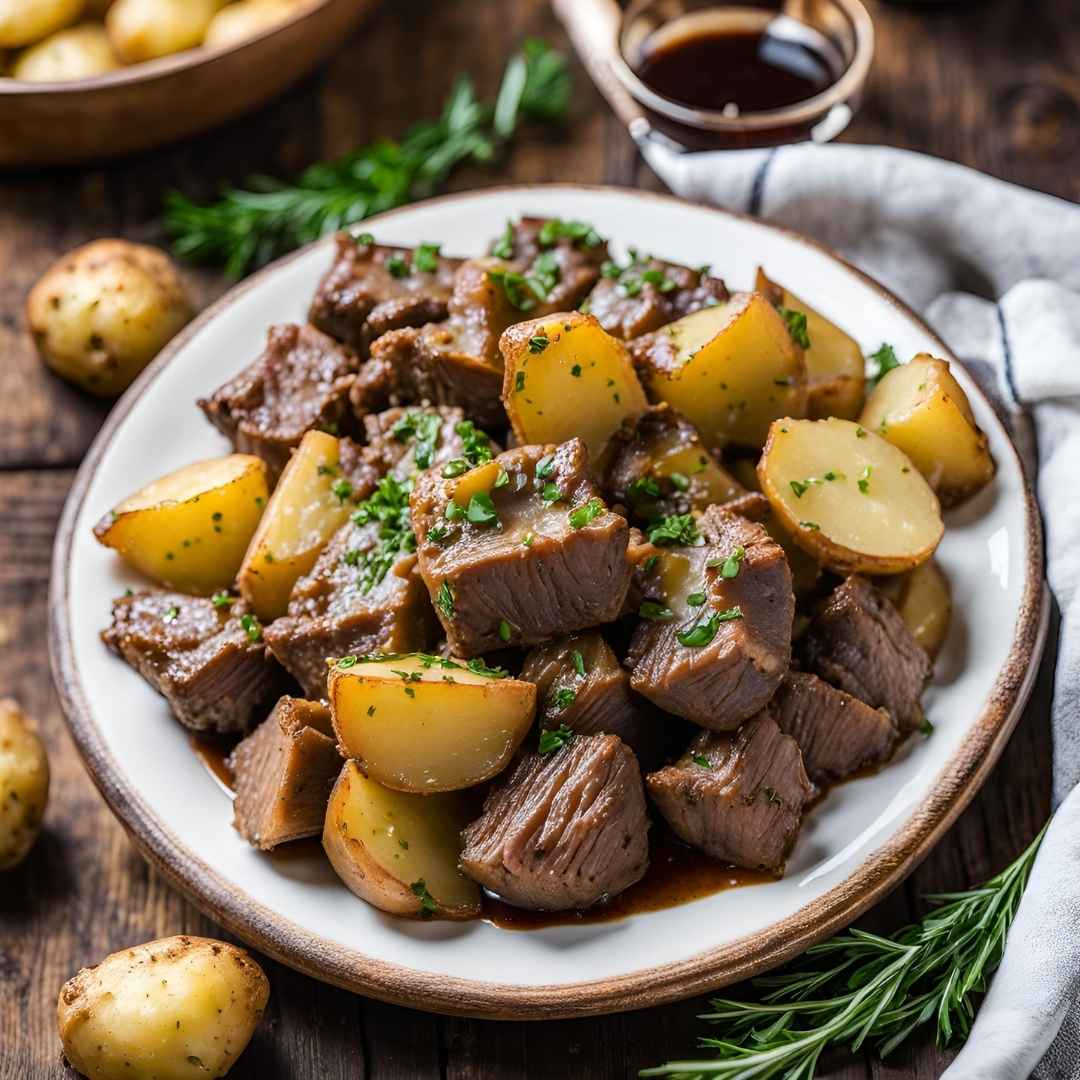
left=0, top=0, right=1072, bottom=1076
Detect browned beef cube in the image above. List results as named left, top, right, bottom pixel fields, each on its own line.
left=228, top=696, right=341, bottom=850
left=800, top=575, right=932, bottom=734
left=264, top=518, right=437, bottom=699
left=604, top=405, right=747, bottom=522
left=350, top=325, right=506, bottom=430
left=102, top=591, right=288, bottom=734
left=627, top=507, right=793, bottom=730
left=520, top=631, right=669, bottom=770
left=489, top=216, right=609, bottom=313
left=198, top=323, right=361, bottom=481
left=647, top=713, right=813, bottom=872
left=460, top=733, right=649, bottom=910
left=410, top=438, right=631, bottom=656
left=308, top=232, right=460, bottom=354
left=768, top=671, right=897, bottom=784
left=585, top=255, right=729, bottom=339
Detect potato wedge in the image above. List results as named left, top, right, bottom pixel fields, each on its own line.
left=238, top=430, right=355, bottom=621
left=637, top=292, right=807, bottom=450
left=93, top=453, right=268, bottom=596
left=0, top=699, right=49, bottom=870
left=756, top=267, right=865, bottom=419
left=879, top=559, right=952, bottom=659
left=57, top=936, right=268, bottom=1080
left=758, top=417, right=944, bottom=575
left=323, top=761, right=481, bottom=919
left=501, top=312, right=648, bottom=465
left=329, top=653, right=536, bottom=792
left=860, top=353, right=995, bottom=507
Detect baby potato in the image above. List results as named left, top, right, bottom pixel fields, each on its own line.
left=323, top=760, right=481, bottom=919
left=12, top=22, right=118, bottom=81
left=57, top=935, right=269, bottom=1080
left=26, top=239, right=193, bottom=398
left=638, top=292, right=807, bottom=450
left=93, top=453, right=269, bottom=596
left=879, top=558, right=952, bottom=659
left=106, top=0, right=225, bottom=63
left=237, top=430, right=356, bottom=621
left=0, top=0, right=85, bottom=50
left=758, top=417, right=944, bottom=576
left=328, top=653, right=536, bottom=793
left=860, top=353, right=995, bottom=507
left=204, top=0, right=313, bottom=48
left=755, top=267, right=865, bottom=420
left=500, top=312, right=648, bottom=466
left=0, top=700, right=49, bottom=870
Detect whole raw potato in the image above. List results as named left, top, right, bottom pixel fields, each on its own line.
left=204, top=0, right=313, bottom=49
left=0, top=0, right=85, bottom=49
left=27, top=239, right=193, bottom=397
left=0, top=699, right=50, bottom=870
left=106, top=0, right=225, bottom=63
left=12, top=22, right=119, bottom=81
left=57, top=936, right=269, bottom=1080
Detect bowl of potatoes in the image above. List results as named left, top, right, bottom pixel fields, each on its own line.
left=0, top=0, right=381, bottom=167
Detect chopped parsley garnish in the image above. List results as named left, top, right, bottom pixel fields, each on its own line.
left=317, top=463, right=338, bottom=477
left=343, top=548, right=361, bottom=566
left=535, top=454, right=556, bottom=479
left=528, top=335, right=550, bottom=354
left=466, top=493, right=499, bottom=526
left=639, top=601, right=675, bottom=622
left=570, top=363, right=582, bottom=377
left=489, top=267, right=536, bottom=310
left=687, top=592, right=706, bottom=607
left=211, top=591, right=232, bottom=610
left=493, top=469, right=510, bottom=490
left=692, top=754, right=711, bottom=768
left=711, top=545, right=746, bottom=579
left=390, top=409, right=443, bottom=469
left=540, top=482, right=563, bottom=504
left=778, top=306, right=811, bottom=349
left=426, top=525, right=449, bottom=544
left=790, top=479, right=809, bottom=499
left=855, top=425, right=867, bottom=438
left=647, top=513, right=702, bottom=547
left=410, top=879, right=438, bottom=917
left=466, top=658, right=508, bottom=679
left=350, top=475, right=416, bottom=593
left=240, top=613, right=262, bottom=643
left=641, top=554, right=659, bottom=574
left=676, top=607, right=742, bottom=648
left=413, top=242, right=440, bottom=273
left=552, top=688, right=577, bottom=711
left=455, top=420, right=494, bottom=466
left=336, top=655, right=359, bottom=669
left=521, top=532, right=535, bottom=547
left=629, top=476, right=661, bottom=500
left=498, top=619, right=513, bottom=643
left=568, top=497, right=604, bottom=529
left=441, top=458, right=469, bottom=478
left=538, top=723, right=574, bottom=754
left=356, top=232, right=374, bottom=245
left=491, top=220, right=515, bottom=259
left=858, top=465, right=873, bottom=494
left=571, top=650, right=586, bottom=677
left=538, top=218, right=604, bottom=248
left=669, top=472, right=690, bottom=492
left=444, top=501, right=466, bottom=522
left=525, top=251, right=561, bottom=302
left=385, top=253, right=409, bottom=278
left=436, top=580, right=455, bottom=619
left=867, top=342, right=900, bottom=386
left=514, top=370, right=526, bottom=393
left=163, top=605, right=180, bottom=623
left=920, top=715, right=934, bottom=736
left=799, top=521, right=821, bottom=531
left=331, top=478, right=353, bottom=504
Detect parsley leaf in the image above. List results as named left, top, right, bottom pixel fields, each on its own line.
left=539, top=724, right=574, bottom=754
left=647, top=513, right=702, bottom=547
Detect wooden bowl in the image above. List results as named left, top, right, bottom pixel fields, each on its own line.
left=0, top=0, right=380, bottom=169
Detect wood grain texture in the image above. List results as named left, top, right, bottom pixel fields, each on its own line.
left=0, top=0, right=1069, bottom=1075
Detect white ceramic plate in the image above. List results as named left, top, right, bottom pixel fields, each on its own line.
left=50, top=185, right=1046, bottom=1019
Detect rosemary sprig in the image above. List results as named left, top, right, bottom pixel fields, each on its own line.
left=644, top=824, right=1047, bottom=1080
left=164, top=39, right=570, bottom=277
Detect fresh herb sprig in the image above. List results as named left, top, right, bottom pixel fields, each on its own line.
left=164, top=40, right=570, bottom=276
left=644, top=824, right=1047, bottom=1079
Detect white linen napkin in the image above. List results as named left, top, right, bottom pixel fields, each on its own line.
left=643, top=141, right=1080, bottom=1079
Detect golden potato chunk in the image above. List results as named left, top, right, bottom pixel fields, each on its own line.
left=238, top=431, right=356, bottom=621
left=501, top=312, right=648, bottom=465
left=93, top=453, right=268, bottom=596
left=756, top=267, right=865, bottom=419
left=0, top=700, right=49, bottom=870
left=12, top=23, right=118, bottom=81
left=106, top=0, right=225, bottom=62
left=323, top=761, right=481, bottom=919
left=26, top=239, right=194, bottom=398
left=758, top=417, right=944, bottom=575
left=57, top=936, right=268, bottom=1080
left=860, top=353, right=995, bottom=507
left=879, top=559, right=952, bottom=659
left=636, top=292, right=807, bottom=450
left=0, top=0, right=84, bottom=49
left=329, top=653, right=535, bottom=793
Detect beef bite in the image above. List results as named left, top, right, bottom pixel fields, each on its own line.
left=628, top=506, right=793, bottom=730
left=362, top=405, right=494, bottom=482
left=604, top=404, right=747, bottom=522
left=309, top=232, right=460, bottom=355
left=647, top=712, right=814, bottom=873
left=520, top=630, right=671, bottom=770
left=768, top=671, right=898, bottom=784
left=800, top=575, right=932, bottom=734
left=102, top=591, right=288, bottom=734
left=198, top=323, right=362, bottom=481
left=460, top=732, right=649, bottom=910
left=585, top=254, right=729, bottom=340
left=229, top=696, right=341, bottom=850
left=264, top=504, right=437, bottom=700
left=410, top=438, right=631, bottom=656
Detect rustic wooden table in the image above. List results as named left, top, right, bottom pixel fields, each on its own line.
left=1, top=0, right=1074, bottom=1076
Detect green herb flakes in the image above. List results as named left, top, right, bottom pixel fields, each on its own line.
left=436, top=580, right=455, bottom=619
left=568, top=497, right=604, bottom=529
left=528, top=335, right=550, bottom=354
left=538, top=723, right=574, bottom=754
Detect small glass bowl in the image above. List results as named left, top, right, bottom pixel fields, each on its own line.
left=613, top=0, right=875, bottom=151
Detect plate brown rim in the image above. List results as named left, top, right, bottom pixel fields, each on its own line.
left=48, top=183, right=1047, bottom=1020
